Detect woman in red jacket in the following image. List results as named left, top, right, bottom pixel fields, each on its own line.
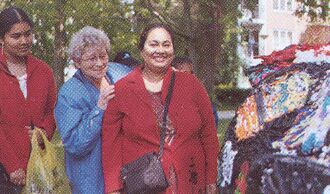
left=102, top=23, right=219, bottom=194
left=0, top=7, right=56, bottom=188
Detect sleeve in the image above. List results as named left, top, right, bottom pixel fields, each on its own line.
left=193, top=78, right=220, bottom=184
left=54, top=90, right=104, bottom=157
left=40, top=70, right=57, bottom=139
left=0, top=128, right=22, bottom=174
left=102, top=95, right=124, bottom=193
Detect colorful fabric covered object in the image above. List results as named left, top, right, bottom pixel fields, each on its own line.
left=247, top=65, right=281, bottom=87
left=261, top=69, right=314, bottom=123
left=246, top=154, right=330, bottom=194
left=235, top=95, right=261, bottom=141
left=217, top=44, right=330, bottom=194
left=273, top=70, right=330, bottom=162
left=248, top=44, right=329, bottom=87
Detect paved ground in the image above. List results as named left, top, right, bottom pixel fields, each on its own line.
left=217, top=110, right=235, bottom=119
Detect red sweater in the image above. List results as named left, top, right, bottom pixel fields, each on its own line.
left=102, top=67, right=220, bottom=193
left=0, top=49, right=57, bottom=174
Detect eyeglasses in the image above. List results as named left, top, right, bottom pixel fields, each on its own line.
left=81, top=54, right=109, bottom=64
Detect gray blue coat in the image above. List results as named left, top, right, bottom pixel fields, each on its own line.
left=55, top=63, right=131, bottom=194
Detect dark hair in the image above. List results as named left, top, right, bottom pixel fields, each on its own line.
left=172, top=56, right=193, bottom=68
left=113, top=51, right=140, bottom=67
left=138, top=23, right=175, bottom=51
left=0, top=7, right=33, bottom=39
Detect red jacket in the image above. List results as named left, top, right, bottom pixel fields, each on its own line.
left=102, top=67, right=220, bottom=193
left=0, top=49, right=56, bottom=174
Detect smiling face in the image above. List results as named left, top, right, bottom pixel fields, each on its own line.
left=2, top=22, right=33, bottom=59
left=76, top=45, right=109, bottom=85
left=140, top=27, right=174, bottom=73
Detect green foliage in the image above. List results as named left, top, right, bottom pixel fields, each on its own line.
left=217, top=119, right=231, bottom=146
left=295, top=0, right=329, bottom=22
left=215, top=87, right=251, bottom=111
left=243, top=0, right=259, bottom=12
left=2, top=0, right=251, bottom=89
left=135, top=0, right=246, bottom=91
left=3, top=1, right=56, bottom=64
left=2, top=0, right=140, bottom=77
left=2, top=0, right=327, bottom=88
left=217, top=8, right=242, bottom=85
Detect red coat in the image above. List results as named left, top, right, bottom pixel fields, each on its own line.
left=102, top=66, right=220, bottom=193
left=0, top=49, right=56, bottom=174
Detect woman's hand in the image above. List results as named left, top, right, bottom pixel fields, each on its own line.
left=98, top=77, right=115, bottom=110
left=9, top=168, right=26, bottom=185
left=26, top=126, right=46, bottom=145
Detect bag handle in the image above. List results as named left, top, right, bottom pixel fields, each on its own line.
left=158, top=71, right=175, bottom=159
left=31, top=127, right=50, bottom=156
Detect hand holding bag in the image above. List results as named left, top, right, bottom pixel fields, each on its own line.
left=120, top=72, right=176, bottom=194
left=22, top=128, right=71, bottom=194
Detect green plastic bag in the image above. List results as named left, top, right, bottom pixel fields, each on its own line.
left=23, top=128, right=71, bottom=194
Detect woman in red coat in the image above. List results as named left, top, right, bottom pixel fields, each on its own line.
left=102, top=23, right=219, bottom=194
left=0, top=7, right=56, bottom=188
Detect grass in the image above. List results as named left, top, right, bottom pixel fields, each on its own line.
left=217, top=119, right=232, bottom=147
left=218, top=101, right=241, bottom=111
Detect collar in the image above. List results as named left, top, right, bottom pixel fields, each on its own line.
left=0, top=48, right=39, bottom=77
left=73, top=69, right=100, bottom=93
left=126, top=65, right=174, bottom=106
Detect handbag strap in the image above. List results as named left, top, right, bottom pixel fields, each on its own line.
left=158, top=71, right=175, bottom=159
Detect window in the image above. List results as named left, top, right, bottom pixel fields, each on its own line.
left=280, top=31, right=286, bottom=44
left=287, top=0, right=293, bottom=11
left=273, top=0, right=294, bottom=11
left=273, top=30, right=280, bottom=49
left=273, top=0, right=279, bottom=10
left=273, top=30, right=294, bottom=50
left=288, top=32, right=293, bottom=45
left=280, top=0, right=286, bottom=10
left=242, top=29, right=260, bottom=56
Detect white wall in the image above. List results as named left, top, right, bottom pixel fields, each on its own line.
left=262, top=0, right=308, bottom=55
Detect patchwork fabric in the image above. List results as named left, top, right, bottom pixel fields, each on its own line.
left=246, top=155, right=330, bottom=194
left=273, top=70, right=330, bottom=163
left=235, top=95, right=261, bottom=141
left=248, top=44, right=330, bottom=86
left=217, top=141, right=238, bottom=188
left=261, top=70, right=313, bottom=123
left=217, top=44, right=330, bottom=193
left=248, top=65, right=281, bottom=87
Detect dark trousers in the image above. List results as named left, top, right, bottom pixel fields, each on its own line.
left=0, top=163, right=23, bottom=194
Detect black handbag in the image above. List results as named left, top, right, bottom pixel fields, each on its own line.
left=120, top=72, right=176, bottom=194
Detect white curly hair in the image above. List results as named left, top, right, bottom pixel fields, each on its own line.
left=68, top=26, right=111, bottom=63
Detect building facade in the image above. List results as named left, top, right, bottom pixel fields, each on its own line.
left=237, top=0, right=310, bottom=88
left=240, top=0, right=308, bottom=57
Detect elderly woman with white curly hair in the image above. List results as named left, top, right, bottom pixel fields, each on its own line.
left=55, top=26, right=131, bottom=194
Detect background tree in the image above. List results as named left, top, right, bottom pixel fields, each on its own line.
left=2, top=0, right=138, bottom=87
left=54, top=0, right=67, bottom=86
left=295, top=0, right=329, bottom=22
left=133, top=0, right=246, bottom=94
left=2, top=0, right=328, bottom=91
